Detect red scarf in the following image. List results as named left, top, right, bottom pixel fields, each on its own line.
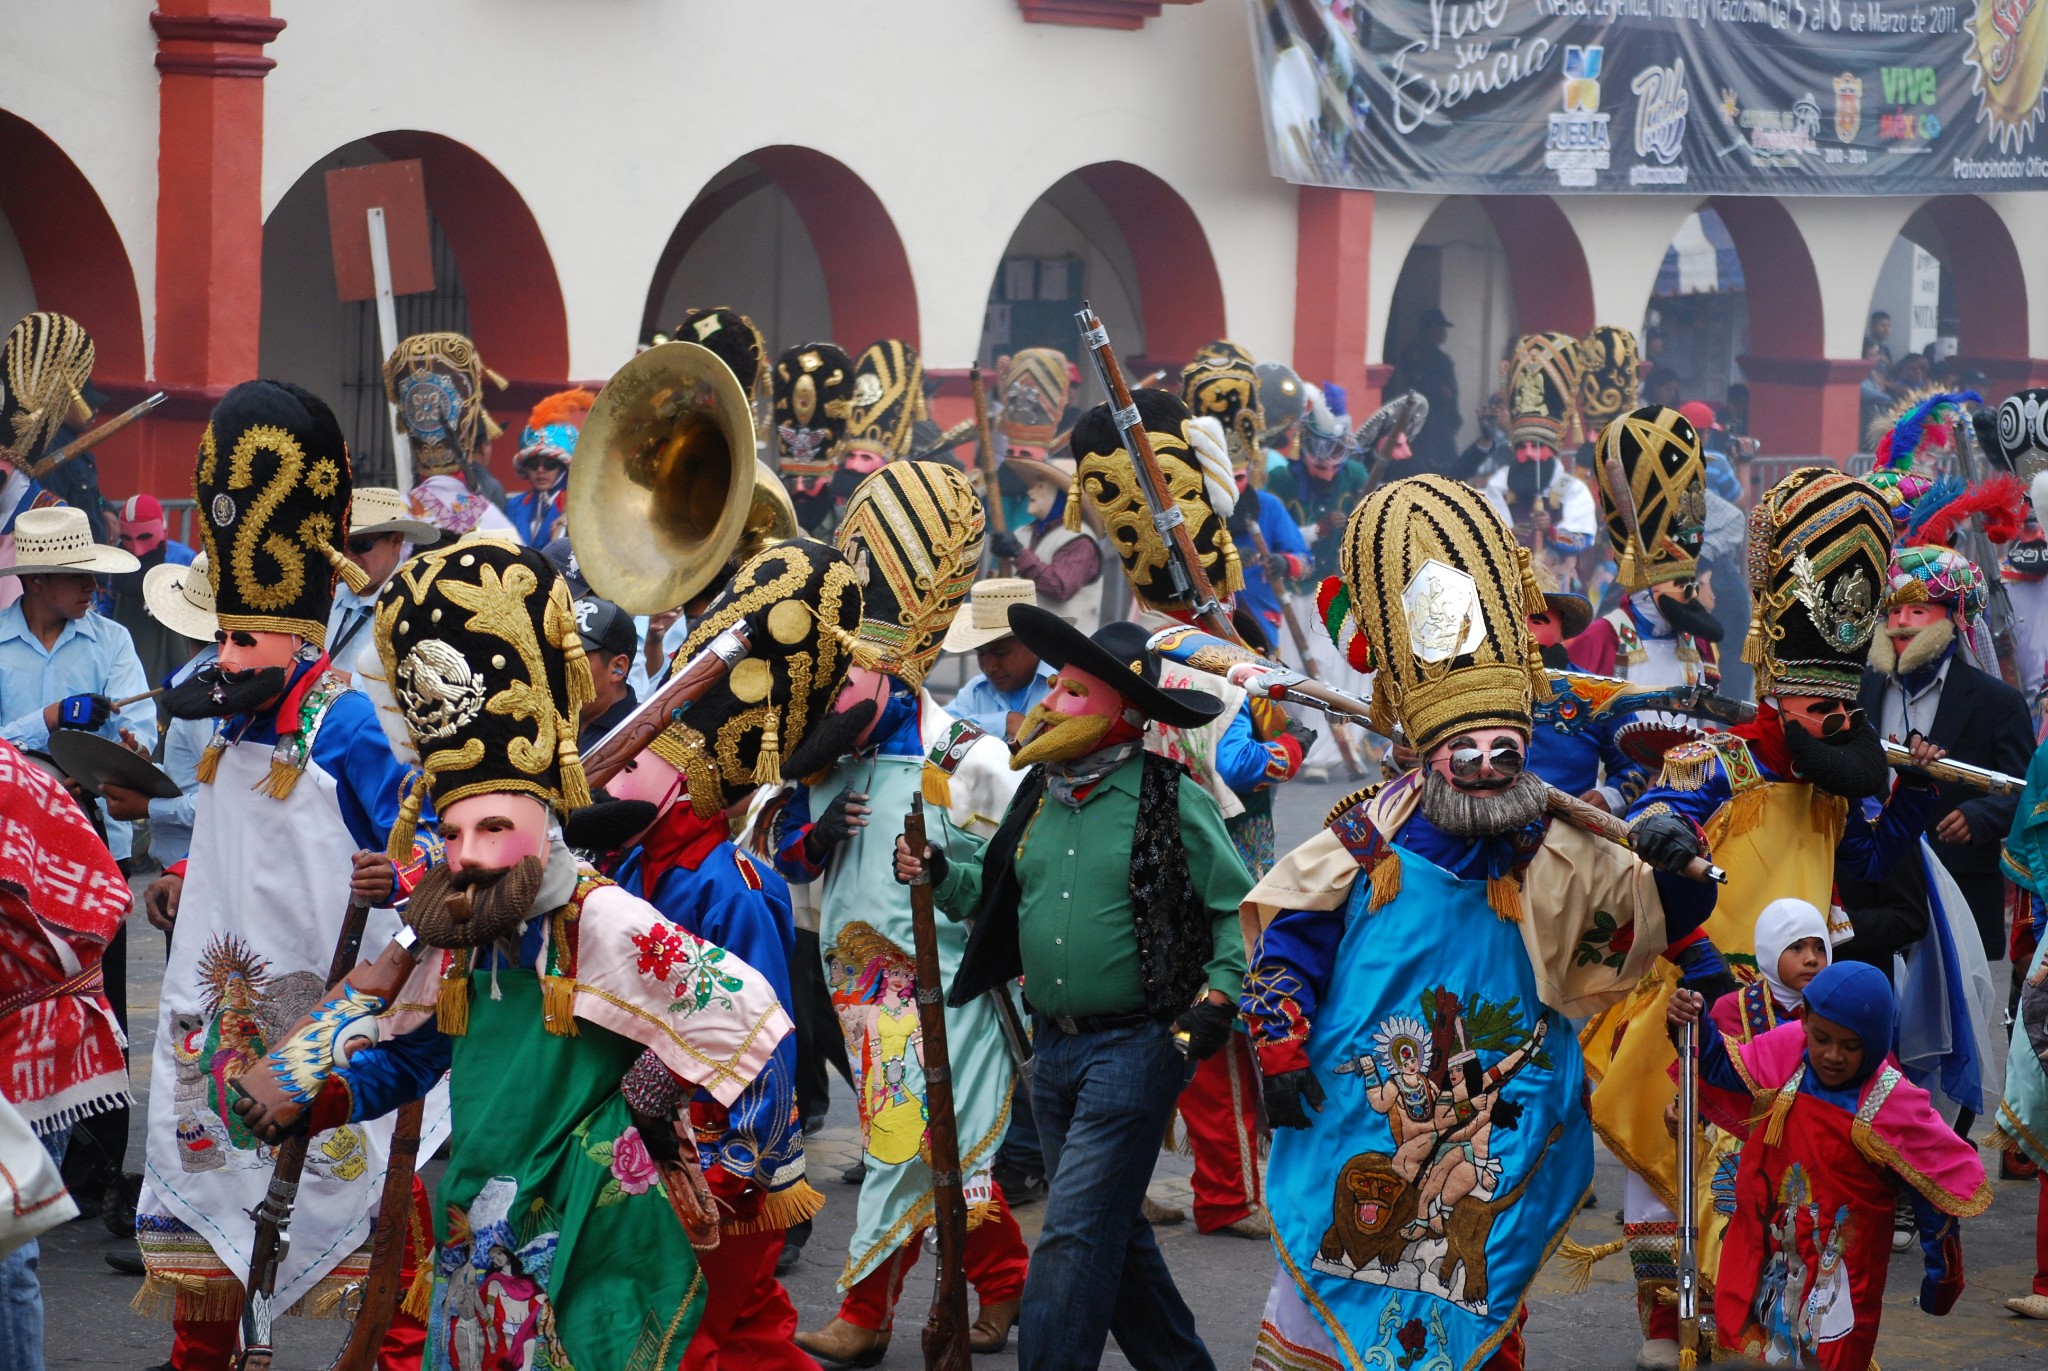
left=1729, top=699, right=1792, bottom=779
left=639, top=801, right=731, bottom=894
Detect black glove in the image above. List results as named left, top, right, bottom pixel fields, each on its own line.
left=57, top=693, right=112, bottom=731
left=1174, top=999, right=1236, bottom=1061
left=1262, top=1068, right=1326, bottom=1130
left=627, top=1105, right=683, bottom=1165
left=803, top=788, right=869, bottom=864
left=989, top=529, right=1023, bottom=562
left=1670, top=938, right=1740, bottom=1010
left=1630, top=810, right=1705, bottom=875
left=894, top=840, right=948, bottom=888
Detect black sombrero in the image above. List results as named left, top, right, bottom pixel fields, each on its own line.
left=1006, top=604, right=1220, bottom=731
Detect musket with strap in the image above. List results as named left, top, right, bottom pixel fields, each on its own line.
left=971, top=362, right=1011, bottom=576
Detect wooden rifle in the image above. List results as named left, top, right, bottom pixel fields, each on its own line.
left=27, top=391, right=166, bottom=478
left=905, top=796, right=971, bottom=1371
left=972, top=363, right=1010, bottom=575
left=1676, top=1016, right=1705, bottom=1369
left=327, top=1099, right=423, bottom=1371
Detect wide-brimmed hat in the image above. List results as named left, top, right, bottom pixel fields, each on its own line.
left=1, top=505, right=138, bottom=579
left=1540, top=591, right=1593, bottom=639
left=942, top=578, right=1039, bottom=653
left=348, top=486, right=438, bottom=543
left=1006, top=604, right=1219, bottom=730
left=143, top=551, right=217, bottom=642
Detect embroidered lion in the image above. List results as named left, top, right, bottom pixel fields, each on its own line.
left=1319, top=1124, right=1563, bottom=1308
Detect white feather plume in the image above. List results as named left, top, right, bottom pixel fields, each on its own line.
left=352, top=632, right=420, bottom=769
left=1185, top=415, right=1237, bottom=520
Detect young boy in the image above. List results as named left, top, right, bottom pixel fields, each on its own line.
left=1670, top=962, right=1989, bottom=1370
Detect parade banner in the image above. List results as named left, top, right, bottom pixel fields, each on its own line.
left=1248, top=0, right=2048, bottom=194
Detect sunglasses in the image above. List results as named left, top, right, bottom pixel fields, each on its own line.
left=346, top=535, right=385, bottom=556
left=1792, top=702, right=1868, bottom=737
left=1445, top=740, right=1525, bottom=781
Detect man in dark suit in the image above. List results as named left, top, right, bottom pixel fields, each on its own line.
left=1849, top=545, right=2034, bottom=963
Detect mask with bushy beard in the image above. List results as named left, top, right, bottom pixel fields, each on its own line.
left=782, top=698, right=879, bottom=781
left=1866, top=614, right=1955, bottom=677
left=1781, top=714, right=1891, bottom=799
left=1654, top=590, right=1725, bottom=643
left=404, top=856, right=545, bottom=948
left=1418, top=767, right=1550, bottom=837
left=163, top=662, right=290, bottom=720
left=1010, top=699, right=1115, bottom=768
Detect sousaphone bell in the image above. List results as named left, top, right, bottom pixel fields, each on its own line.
left=567, top=341, right=797, bottom=614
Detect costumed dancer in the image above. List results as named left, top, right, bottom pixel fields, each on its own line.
left=576, top=541, right=859, bottom=1369
left=773, top=342, right=856, bottom=538
left=773, top=462, right=1032, bottom=1365
left=1574, top=325, right=1641, bottom=482
left=840, top=340, right=925, bottom=485
left=902, top=606, right=1254, bottom=1371
left=658, top=305, right=773, bottom=436
left=988, top=348, right=1104, bottom=637
left=1569, top=406, right=1723, bottom=688
left=1669, top=961, right=1989, bottom=1369
left=1992, top=734, right=2048, bottom=1320
left=324, top=486, right=437, bottom=674
left=1579, top=469, right=1944, bottom=1371
left=383, top=331, right=515, bottom=538
left=1070, top=388, right=1294, bottom=1239
left=132, top=381, right=434, bottom=1369
left=1983, top=388, right=2048, bottom=704
left=504, top=388, right=592, bottom=548
left=1523, top=577, right=1649, bottom=812
left=232, top=537, right=797, bottom=1368
left=0, top=312, right=110, bottom=610
left=1257, top=359, right=1310, bottom=484
left=1484, top=333, right=1597, bottom=592
left=1242, top=473, right=1721, bottom=1371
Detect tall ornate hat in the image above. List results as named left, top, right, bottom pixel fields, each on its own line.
left=1886, top=543, right=1992, bottom=663
left=844, top=340, right=927, bottom=464
left=835, top=461, right=985, bottom=688
left=382, top=332, right=505, bottom=477
left=649, top=539, right=865, bottom=816
left=1072, top=388, right=1243, bottom=612
left=1336, top=474, right=1548, bottom=753
left=1, top=312, right=95, bottom=471
left=1595, top=405, right=1706, bottom=591
left=772, top=342, right=854, bottom=479
left=1354, top=392, right=1430, bottom=455
left=1505, top=332, right=1583, bottom=450
left=1180, top=352, right=1264, bottom=470
left=372, top=539, right=593, bottom=845
left=1985, top=387, right=2048, bottom=479
left=1255, top=362, right=1307, bottom=443
left=195, top=380, right=368, bottom=647
left=664, top=306, right=769, bottom=407
left=1192, top=338, right=1256, bottom=368
left=999, top=347, right=1071, bottom=453
left=1744, top=468, right=1894, bottom=701
left=513, top=388, right=594, bottom=473
left=1576, top=325, right=1641, bottom=435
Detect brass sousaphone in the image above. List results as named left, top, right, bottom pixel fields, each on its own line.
left=567, top=341, right=799, bottom=614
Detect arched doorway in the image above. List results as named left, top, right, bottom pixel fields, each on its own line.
left=642, top=146, right=918, bottom=359
left=260, top=132, right=568, bottom=488
left=1642, top=205, right=1749, bottom=414
left=1864, top=197, right=2030, bottom=412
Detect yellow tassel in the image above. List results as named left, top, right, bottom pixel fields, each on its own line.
left=1678, top=1349, right=1697, bottom=1371
left=402, top=1263, right=435, bottom=1322
left=1616, top=547, right=1641, bottom=591
left=1527, top=642, right=1553, bottom=700
left=1487, top=874, right=1524, bottom=923
left=483, top=365, right=508, bottom=391
left=1063, top=493, right=1083, bottom=532
left=542, top=974, right=579, bottom=1036
left=1741, top=620, right=1766, bottom=670
left=921, top=759, right=952, bottom=809
left=256, top=755, right=304, bottom=800
left=1552, top=1236, right=1625, bottom=1293
left=386, top=773, right=426, bottom=864
left=322, top=540, right=373, bottom=594
left=1367, top=852, right=1402, bottom=911
left=195, top=740, right=224, bottom=785
left=557, top=721, right=593, bottom=811
left=1762, top=1083, right=1796, bottom=1147
left=752, top=715, right=783, bottom=787
left=438, top=955, right=471, bottom=1036
left=480, top=410, right=505, bottom=442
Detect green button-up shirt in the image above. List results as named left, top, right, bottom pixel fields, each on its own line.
left=934, top=753, right=1252, bottom=1019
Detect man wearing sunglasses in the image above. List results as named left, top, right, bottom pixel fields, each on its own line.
left=325, top=487, right=435, bottom=674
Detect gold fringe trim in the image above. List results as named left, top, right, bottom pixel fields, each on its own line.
left=132, top=1271, right=246, bottom=1323
left=1367, top=852, right=1401, bottom=911
left=402, top=1263, right=435, bottom=1321
left=921, top=760, right=952, bottom=809
left=722, top=1179, right=828, bottom=1236
left=323, top=540, right=373, bottom=594
left=1552, top=1236, right=1625, bottom=1293
left=1660, top=748, right=1715, bottom=793
left=256, top=756, right=304, bottom=800
left=1715, top=786, right=1769, bottom=843
left=195, top=740, right=224, bottom=785
left=542, top=974, right=579, bottom=1036
left=1487, top=873, right=1524, bottom=923
left=439, top=953, right=471, bottom=1036
left=1762, top=1082, right=1796, bottom=1148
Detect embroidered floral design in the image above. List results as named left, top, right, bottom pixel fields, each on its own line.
left=631, top=921, right=746, bottom=1015
left=580, top=1121, right=660, bottom=1207
left=1573, top=909, right=1636, bottom=970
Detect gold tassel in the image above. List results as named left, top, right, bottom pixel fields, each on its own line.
left=1552, top=1236, right=1625, bottom=1293
left=1063, top=493, right=1083, bottom=532
left=483, top=365, right=509, bottom=391
left=438, top=954, right=471, bottom=1036
left=921, top=760, right=952, bottom=809
left=542, top=974, right=579, bottom=1036
left=195, top=740, right=224, bottom=785
left=1367, top=852, right=1402, bottom=911
left=321, top=540, right=373, bottom=594
left=1615, top=547, right=1640, bottom=591
left=1487, top=874, right=1524, bottom=923
left=1762, top=1082, right=1796, bottom=1147
left=557, top=721, right=593, bottom=811
left=1741, top=620, right=1766, bottom=670
left=386, top=773, right=426, bottom=863
left=402, top=1263, right=435, bottom=1321
left=752, top=715, right=784, bottom=787
left=480, top=409, right=505, bottom=442
left=257, top=755, right=304, bottom=800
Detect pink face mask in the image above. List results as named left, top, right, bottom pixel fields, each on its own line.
left=1010, top=664, right=1137, bottom=768
left=118, top=520, right=167, bottom=558
left=216, top=629, right=303, bottom=676
left=439, top=793, right=553, bottom=873
left=832, top=665, right=894, bottom=750
left=606, top=751, right=685, bottom=816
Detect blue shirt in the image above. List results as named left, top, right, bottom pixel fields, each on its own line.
left=325, top=581, right=382, bottom=670
left=1235, top=488, right=1311, bottom=629
left=149, top=645, right=217, bottom=867
left=503, top=482, right=564, bottom=548
left=0, top=604, right=158, bottom=859
left=948, top=661, right=1054, bottom=739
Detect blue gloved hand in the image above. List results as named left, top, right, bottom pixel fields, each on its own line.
left=57, top=693, right=112, bottom=731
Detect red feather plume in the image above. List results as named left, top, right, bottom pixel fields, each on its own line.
left=1908, top=473, right=2027, bottom=548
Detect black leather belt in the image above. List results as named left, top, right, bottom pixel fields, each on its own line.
left=1033, top=1008, right=1154, bottom=1036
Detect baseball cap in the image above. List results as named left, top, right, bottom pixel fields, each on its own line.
left=574, top=596, right=638, bottom=661
left=542, top=535, right=591, bottom=597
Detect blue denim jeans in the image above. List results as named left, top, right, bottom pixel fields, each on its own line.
left=0, top=1125, right=70, bottom=1371
left=1019, top=1017, right=1214, bottom=1371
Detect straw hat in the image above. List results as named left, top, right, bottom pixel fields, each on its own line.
left=143, top=552, right=217, bottom=642
left=942, top=577, right=1038, bottom=653
left=1, top=506, right=138, bottom=578
left=348, top=486, right=438, bottom=543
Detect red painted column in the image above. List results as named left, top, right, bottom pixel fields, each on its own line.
left=1291, top=186, right=1372, bottom=409
left=1736, top=357, right=1867, bottom=459
left=139, top=3, right=284, bottom=495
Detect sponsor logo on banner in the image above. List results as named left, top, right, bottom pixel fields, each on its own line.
left=1730, top=89, right=1820, bottom=166
left=1965, top=0, right=2048, bottom=152
left=1881, top=66, right=1939, bottom=105
left=1547, top=45, right=1611, bottom=187
left=1834, top=73, right=1863, bottom=142
left=1630, top=60, right=1690, bottom=185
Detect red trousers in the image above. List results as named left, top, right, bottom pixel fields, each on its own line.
left=839, top=1183, right=1029, bottom=1332
left=169, top=1176, right=429, bottom=1371
left=683, top=1228, right=817, bottom=1371
left=1177, top=1033, right=1263, bottom=1232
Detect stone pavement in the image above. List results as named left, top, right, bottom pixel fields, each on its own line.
left=38, top=775, right=2048, bottom=1369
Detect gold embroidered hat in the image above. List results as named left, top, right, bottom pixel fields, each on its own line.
left=835, top=460, right=985, bottom=688
left=382, top=332, right=505, bottom=476
left=1072, top=388, right=1243, bottom=612
left=1, top=312, right=96, bottom=470
left=773, top=342, right=855, bottom=479
left=195, top=380, right=369, bottom=647
left=373, top=539, right=593, bottom=828
left=1505, top=332, right=1583, bottom=451
left=1576, top=324, right=1641, bottom=435
left=648, top=538, right=866, bottom=816
left=1193, top=338, right=1256, bottom=368
left=1595, top=405, right=1707, bottom=591
left=845, top=340, right=927, bottom=464
left=1744, top=468, right=1894, bottom=701
left=999, top=347, right=1072, bottom=453
left=1339, top=473, right=1550, bottom=754
left=1180, top=352, right=1264, bottom=471
left=663, top=306, right=769, bottom=407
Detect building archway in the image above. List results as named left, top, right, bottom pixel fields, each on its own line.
left=642, top=146, right=918, bottom=360
left=260, top=132, right=568, bottom=488
left=1864, top=197, right=2030, bottom=404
